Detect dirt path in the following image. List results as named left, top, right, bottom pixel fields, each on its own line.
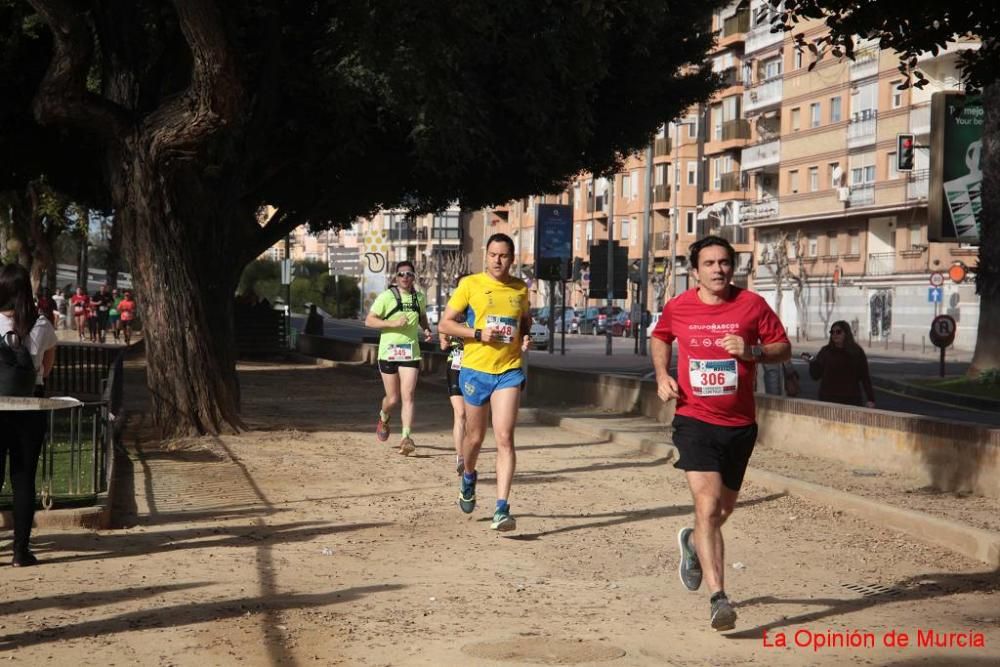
left=1, top=361, right=998, bottom=665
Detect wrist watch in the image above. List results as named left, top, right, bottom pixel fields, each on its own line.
left=750, top=345, right=764, bottom=361
left=474, top=328, right=482, bottom=342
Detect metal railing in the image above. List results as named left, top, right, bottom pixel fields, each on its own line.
left=907, top=169, right=930, bottom=200
left=723, top=9, right=749, bottom=37
left=652, top=184, right=670, bottom=203
left=722, top=119, right=751, bottom=141
left=654, top=136, right=672, bottom=157
left=744, top=78, right=783, bottom=113
left=0, top=350, right=122, bottom=509
left=741, top=139, right=780, bottom=170
left=848, top=183, right=875, bottom=206
left=866, top=251, right=896, bottom=276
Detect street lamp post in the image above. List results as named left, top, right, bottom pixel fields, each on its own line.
left=639, top=141, right=654, bottom=356
left=669, top=119, right=697, bottom=299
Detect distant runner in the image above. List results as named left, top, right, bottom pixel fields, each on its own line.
left=438, top=234, right=531, bottom=532
left=364, top=261, right=432, bottom=456
left=651, top=235, right=790, bottom=632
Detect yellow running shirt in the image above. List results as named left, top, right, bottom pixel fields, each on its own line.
left=447, top=272, right=529, bottom=374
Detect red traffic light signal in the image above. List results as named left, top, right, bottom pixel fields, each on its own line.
left=896, top=133, right=915, bottom=172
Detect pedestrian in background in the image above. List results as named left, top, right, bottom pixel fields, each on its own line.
left=802, top=320, right=875, bottom=408
left=0, top=264, right=58, bottom=567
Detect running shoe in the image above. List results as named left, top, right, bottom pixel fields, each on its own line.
left=375, top=415, right=390, bottom=442
left=398, top=436, right=415, bottom=456
left=710, top=594, right=737, bottom=631
left=677, top=527, right=702, bottom=592
left=458, top=472, right=477, bottom=513
left=490, top=506, right=517, bottom=532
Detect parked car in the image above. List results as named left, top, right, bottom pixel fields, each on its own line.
left=552, top=307, right=579, bottom=334
left=610, top=311, right=632, bottom=337
left=529, top=322, right=550, bottom=350
left=580, top=306, right=624, bottom=335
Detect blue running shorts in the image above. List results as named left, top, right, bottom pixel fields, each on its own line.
left=459, top=368, right=526, bottom=407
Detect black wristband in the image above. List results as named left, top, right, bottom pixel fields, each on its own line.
left=474, top=328, right=482, bottom=342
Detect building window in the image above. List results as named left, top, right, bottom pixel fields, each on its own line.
left=791, top=107, right=801, bottom=131
left=829, top=162, right=841, bottom=188
left=830, top=96, right=842, bottom=123
left=687, top=117, right=698, bottom=138
left=432, top=210, right=462, bottom=240
left=891, top=80, right=904, bottom=109
left=712, top=104, right=723, bottom=140
left=808, top=235, right=818, bottom=257
left=810, top=102, right=821, bottom=128
left=827, top=231, right=838, bottom=256
left=848, top=229, right=860, bottom=255
left=794, top=49, right=803, bottom=69
left=686, top=210, right=696, bottom=235
left=630, top=169, right=640, bottom=199
left=789, top=169, right=800, bottom=194
left=574, top=224, right=580, bottom=251
left=809, top=166, right=819, bottom=192
left=621, top=219, right=630, bottom=244
left=621, top=173, right=631, bottom=200
left=712, top=157, right=723, bottom=190
left=852, top=164, right=876, bottom=185
left=909, top=224, right=921, bottom=247
left=888, top=152, right=899, bottom=179
left=573, top=183, right=581, bottom=208
left=655, top=163, right=667, bottom=186
left=586, top=222, right=593, bottom=243
left=763, top=56, right=782, bottom=80
left=687, top=161, right=697, bottom=186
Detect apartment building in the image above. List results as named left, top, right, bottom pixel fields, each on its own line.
left=738, top=0, right=979, bottom=348
left=258, top=206, right=361, bottom=276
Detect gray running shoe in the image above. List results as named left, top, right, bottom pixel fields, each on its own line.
left=710, top=595, right=737, bottom=631
left=490, top=506, right=517, bottom=532
left=677, top=527, right=702, bottom=592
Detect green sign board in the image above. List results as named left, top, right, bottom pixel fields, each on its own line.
left=928, top=92, right=983, bottom=243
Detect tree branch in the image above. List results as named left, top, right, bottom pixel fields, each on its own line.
left=145, top=0, right=244, bottom=161
left=27, top=0, right=131, bottom=140
left=250, top=207, right=308, bottom=265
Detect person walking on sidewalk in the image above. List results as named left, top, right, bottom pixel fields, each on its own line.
left=650, top=235, right=790, bottom=632
left=438, top=234, right=531, bottom=532
left=365, top=261, right=432, bottom=456
left=802, top=320, right=875, bottom=407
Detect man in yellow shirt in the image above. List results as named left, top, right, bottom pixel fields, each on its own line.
left=438, top=234, right=531, bottom=531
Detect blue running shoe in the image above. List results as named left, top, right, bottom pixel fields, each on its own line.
left=458, top=472, right=477, bottom=513
left=490, top=506, right=516, bottom=532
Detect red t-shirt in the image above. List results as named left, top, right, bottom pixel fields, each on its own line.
left=70, top=294, right=88, bottom=314
left=652, top=286, right=788, bottom=427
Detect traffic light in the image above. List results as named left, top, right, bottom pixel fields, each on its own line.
left=896, top=133, right=915, bottom=172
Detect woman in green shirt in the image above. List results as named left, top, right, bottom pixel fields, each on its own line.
left=364, top=261, right=431, bottom=456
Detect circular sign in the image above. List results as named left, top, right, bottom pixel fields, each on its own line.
left=948, top=262, right=967, bottom=284
left=929, top=314, right=957, bottom=348
left=929, top=271, right=944, bottom=287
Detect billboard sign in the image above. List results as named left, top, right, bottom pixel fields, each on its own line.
left=534, top=203, right=573, bottom=281
left=928, top=92, right=983, bottom=243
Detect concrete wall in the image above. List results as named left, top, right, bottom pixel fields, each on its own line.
left=526, top=366, right=1000, bottom=499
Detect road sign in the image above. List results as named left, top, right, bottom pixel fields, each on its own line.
left=929, top=271, right=944, bottom=287
left=928, top=287, right=943, bottom=303
left=929, top=314, right=957, bottom=348
left=281, top=258, right=293, bottom=285
left=948, top=262, right=968, bottom=283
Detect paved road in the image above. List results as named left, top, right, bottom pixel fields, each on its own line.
left=295, top=316, right=999, bottom=427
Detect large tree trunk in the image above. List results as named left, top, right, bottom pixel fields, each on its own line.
left=111, top=143, right=246, bottom=437
left=969, top=81, right=1000, bottom=376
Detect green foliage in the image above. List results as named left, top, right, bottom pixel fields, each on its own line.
left=239, top=259, right=359, bottom=316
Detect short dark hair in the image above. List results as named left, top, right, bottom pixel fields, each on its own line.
left=486, top=233, right=515, bottom=255
left=395, top=260, right=415, bottom=273
left=689, top=235, right=736, bottom=269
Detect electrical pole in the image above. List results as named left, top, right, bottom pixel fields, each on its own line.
left=606, top=177, right=615, bottom=356
left=639, top=141, right=653, bottom=356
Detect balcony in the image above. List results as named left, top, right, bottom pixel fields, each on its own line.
left=722, top=8, right=749, bottom=37
left=721, top=118, right=751, bottom=141
left=846, top=109, right=877, bottom=149
left=698, top=220, right=749, bottom=244
left=746, top=23, right=784, bottom=54
left=586, top=194, right=609, bottom=214
left=740, top=199, right=779, bottom=223
left=718, top=67, right=742, bottom=88
left=653, top=231, right=670, bottom=252
left=719, top=171, right=743, bottom=192
left=388, top=226, right=427, bottom=243
left=848, top=183, right=874, bottom=207
left=654, top=136, right=672, bottom=157
left=849, top=46, right=879, bottom=80
left=741, top=139, right=780, bottom=171
left=867, top=252, right=895, bottom=276
left=907, top=169, right=929, bottom=200
left=652, top=184, right=670, bottom=203
left=744, top=78, right=783, bottom=113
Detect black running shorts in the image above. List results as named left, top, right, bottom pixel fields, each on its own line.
left=670, top=414, right=758, bottom=492
left=446, top=367, right=462, bottom=397
left=378, top=359, right=421, bottom=374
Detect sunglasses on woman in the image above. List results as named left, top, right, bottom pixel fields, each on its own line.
left=397, top=271, right=415, bottom=278
left=830, top=329, right=844, bottom=334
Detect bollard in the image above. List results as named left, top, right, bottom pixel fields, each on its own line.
left=902, top=334, right=905, bottom=351
left=922, top=335, right=926, bottom=354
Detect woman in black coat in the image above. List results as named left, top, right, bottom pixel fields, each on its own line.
left=804, top=320, right=875, bottom=407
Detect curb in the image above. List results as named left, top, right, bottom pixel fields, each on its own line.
left=873, top=375, right=1000, bottom=412
left=537, top=409, right=1000, bottom=568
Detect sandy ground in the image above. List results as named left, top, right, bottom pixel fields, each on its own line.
left=1, top=360, right=998, bottom=666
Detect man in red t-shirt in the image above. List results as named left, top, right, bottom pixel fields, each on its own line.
left=651, top=236, right=790, bottom=632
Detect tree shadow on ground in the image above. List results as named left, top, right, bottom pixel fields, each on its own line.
left=502, top=492, right=786, bottom=541
left=726, top=568, right=1000, bottom=640
left=0, top=583, right=404, bottom=650
left=29, top=520, right=389, bottom=566
left=0, top=582, right=208, bottom=617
